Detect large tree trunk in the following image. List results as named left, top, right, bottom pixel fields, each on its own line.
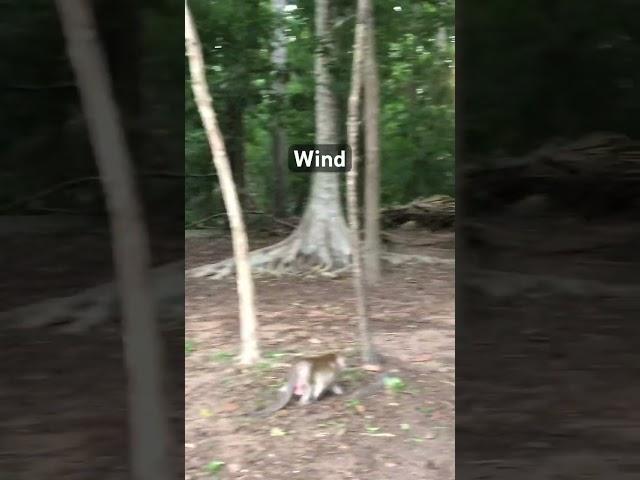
left=347, top=0, right=378, bottom=365
left=362, top=0, right=381, bottom=285
left=295, top=0, right=350, bottom=267
left=185, top=3, right=260, bottom=365
left=271, top=0, right=288, bottom=218
left=55, top=2, right=173, bottom=480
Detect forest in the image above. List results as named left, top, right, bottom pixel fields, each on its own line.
left=1, top=0, right=638, bottom=479
left=185, top=0, right=455, bottom=479
left=185, top=0, right=454, bottom=225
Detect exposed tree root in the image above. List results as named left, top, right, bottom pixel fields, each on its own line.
left=465, top=269, right=640, bottom=300
left=189, top=224, right=352, bottom=279
left=1, top=261, right=183, bottom=333
left=381, top=252, right=455, bottom=266
left=188, top=241, right=454, bottom=280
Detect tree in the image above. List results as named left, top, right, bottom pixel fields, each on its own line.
left=185, top=1, right=261, bottom=365
left=347, top=0, right=378, bottom=365
left=54, top=1, right=172, bottom=479
left=362, top=0, right=381, bottom=285
left=271, top=0, right=288, bottom=218
left=190, top=0, right=351, bottom=279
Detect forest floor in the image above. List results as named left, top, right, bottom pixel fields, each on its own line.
left=0, top=217, right=185, bottom=479
left=185, top=227, right=455, bottom=480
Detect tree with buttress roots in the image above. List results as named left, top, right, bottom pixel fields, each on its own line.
left=189, top=0, right=350, bottom=279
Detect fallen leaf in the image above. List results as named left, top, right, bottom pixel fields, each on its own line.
left=270, top=427, right=287, bottom=437
left=200, top=408, right=213, bottom=417
left=355, top=404, right=366, bottom=414
left=309, top=338, right=321, bottom=344
left=411, top=354, right=433, bottom=363
left=219, top=402, right=240, bottom=413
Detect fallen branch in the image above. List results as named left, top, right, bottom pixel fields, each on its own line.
left=382, top=230, right=454, bottom=247
left=382, top=194, right=455, bottom=230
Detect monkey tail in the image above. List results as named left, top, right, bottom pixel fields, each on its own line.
left=247, top=369, right=296, bottom=417
left=348, top=373, right=389, bottom=400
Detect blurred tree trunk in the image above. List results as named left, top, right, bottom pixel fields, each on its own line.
left=55, top=1, right=173, bottom=480
left=362, top=0, right=381, bottom=284
left=347, top=0, right=378, bottom=365
left=185, top=2, right=260, bottom=365
left=271, top=0, right=288, bottom=218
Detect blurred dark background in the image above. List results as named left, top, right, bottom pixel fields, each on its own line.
left=0, top=1, right=184, bottom=478
left=1, top=0, right=184, bottom=228
left=457, top=1, right=640, bottom=478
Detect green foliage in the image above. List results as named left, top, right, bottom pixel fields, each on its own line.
left=185, top=0, right=455, bottom=224
left=383, top=375, right=407, bottom=393
left=205, top=459, right=225, bottom=476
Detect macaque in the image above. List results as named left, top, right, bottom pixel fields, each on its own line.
left=250, top=352, right=346, bottom=417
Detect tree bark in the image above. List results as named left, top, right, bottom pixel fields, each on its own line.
left=347, top=0, right=378, bottom=365
left=362, top=0, right=382, bottom=284
left=295, top=0, right=350, bottom=266
left=185, top=2, right=260, bottom=365
left=55, top=1, right=172, bottom=480
left=271, top=0, right=288, bottom=218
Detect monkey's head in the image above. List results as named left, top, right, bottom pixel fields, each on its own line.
left=335, top=354, right=347, bottom=370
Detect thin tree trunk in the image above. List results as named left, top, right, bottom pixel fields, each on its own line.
left=272, top=127, right=288, bottom=217
left=271, top=0, right=288, bottom=218
left=185, top=2, right=260, bottom=365
left=54, top=2, right=172, bottom=480
left=362, top=0, right=381, bottom=284
left=347, top=0, right=378, bottom=365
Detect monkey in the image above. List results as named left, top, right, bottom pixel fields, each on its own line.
left=249, top=352, right=346, bottom=417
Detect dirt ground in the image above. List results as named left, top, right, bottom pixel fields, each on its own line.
left=0, top=219, right=184, bottom=479
left=185, top=228, right=455, bottom=480
left=456, top=215, right=640, bottom=479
